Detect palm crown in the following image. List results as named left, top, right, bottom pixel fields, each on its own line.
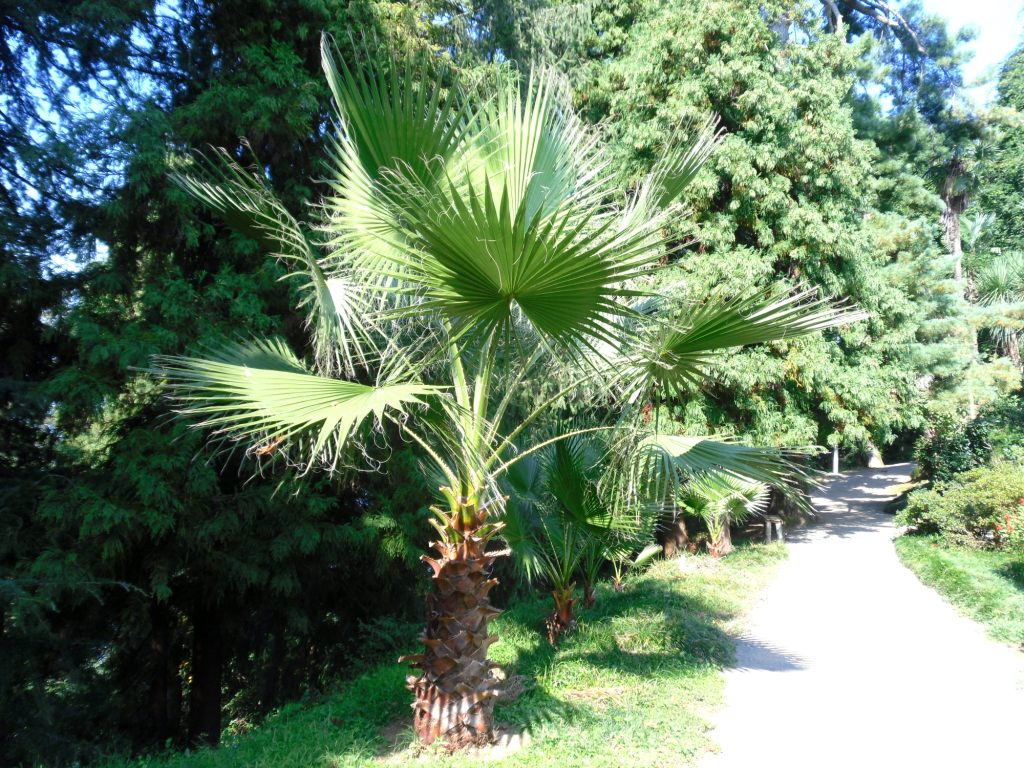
left=154, top=36, right=866, bottom=747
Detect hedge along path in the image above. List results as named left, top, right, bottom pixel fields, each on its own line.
left=701, top=464, right=1024, bottom=767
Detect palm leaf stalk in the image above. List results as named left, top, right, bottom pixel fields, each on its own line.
left=153, top=36, right=866, bottom=748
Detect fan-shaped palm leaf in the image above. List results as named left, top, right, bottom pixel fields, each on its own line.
left=152, top=338, right=441, bottom=472
left=170, top=149, right=370, bottom=376
left=622, top=287, right=869, bottom=400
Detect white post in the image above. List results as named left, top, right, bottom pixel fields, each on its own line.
left=832, top=444, right=840, bottom=475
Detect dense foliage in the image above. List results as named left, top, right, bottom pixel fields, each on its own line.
left=2, top=0, right=1022, bottom=763
left=897, top=464, right=1024, bottom=547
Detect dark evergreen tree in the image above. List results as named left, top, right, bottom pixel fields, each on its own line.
left=977, top=43, right=1024, bottom=253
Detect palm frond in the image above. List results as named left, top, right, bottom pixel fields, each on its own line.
left=319, top=34, right=475, bottom=279
left=636, top=433, right=816, bottom=505
left=623, top=287, right=869, bottom=399
left=170, top=148, right=370, bottom=376
left=152, top=338, right=440, bottom=473
left=641, top=115, right=724, bottom=211
left=681, top=471, right=770, bottom=545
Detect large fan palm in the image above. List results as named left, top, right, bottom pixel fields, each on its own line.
left=154, top=37, right=865, bottom=748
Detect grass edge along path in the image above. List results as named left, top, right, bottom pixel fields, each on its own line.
left=894, top=535, right=1024, bottom=650
left=111, top=543, right=787, bottom=768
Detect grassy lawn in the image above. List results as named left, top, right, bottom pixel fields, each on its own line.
left=110, top=543, right=786, bottom=768
left=895, top=535, right=1024, bottom=649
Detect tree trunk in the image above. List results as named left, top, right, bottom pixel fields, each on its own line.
left=941, top=157, right=967, bottom=281
left=187, top=603, right=223, bottom=748
left=545, top=586, right=577, bottom=646
left=581, top=580, right=596, bottom=609
left=866, top=441, right=885, bottom=468
left=708, top=524, right=733, bottom=558
left=260, top=623, right=285, bottom=715
left=1007, top=333, right=1022, bottom=369
left=403, top=499, right=505, bottom=750
left=144, top=599, right=172, bottom=749
left=656, top=514, right=690, bottom=557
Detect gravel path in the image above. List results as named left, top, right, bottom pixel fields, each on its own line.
left=701, top=464, right=1024, bottom=767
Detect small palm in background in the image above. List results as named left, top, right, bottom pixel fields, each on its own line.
left=679, top=474, right=772, bottom=558
left=154, top=36, right=864, bottom=748
left=501, top=434, right=660, bottom=644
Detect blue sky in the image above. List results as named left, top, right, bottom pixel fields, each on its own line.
left=922, top=0, right=1024, bottom=104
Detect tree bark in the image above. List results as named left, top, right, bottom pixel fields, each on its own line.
left=187, top=603, right=223, bottom=748
left=581, top=580, right=597, bottom=609
left=1006, top=332, right=1022, bottom=369
left=545, top=586, right=577, bottom=646
left=941, top=157, right=968, bottom=281
left=144, top=599, right=171, bottom=749
left=656, top=514, right=691, bottom=557
left=708, top=524, right=733, bottom=558
left=403, top=499, right=505, bottom=750
left=259, top=623, right=285, bottom=715
left=866, top=441, right=885, bottom=468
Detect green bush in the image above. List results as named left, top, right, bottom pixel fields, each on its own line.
left=897, top=464, right=1024, bottom=547
left=978, top=393, right=1024, bottom=464
left=913, top=413, right=992, bottom=482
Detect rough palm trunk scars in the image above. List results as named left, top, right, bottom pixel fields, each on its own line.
left=403, top=497, right=507, bottom=749
left=709, top=526, right=734, bottom=558
left=582, top=581, right=597, bottom=609
left=546, top=587, right=578, bottom=645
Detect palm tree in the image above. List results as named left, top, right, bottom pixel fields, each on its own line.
left=679, top=473, right=771, bottom=557
left=501, top=435, right=650, bottom=643
left=153, top=37, right=865, bottom=748
left=976, top=252, right=1024, bottom=368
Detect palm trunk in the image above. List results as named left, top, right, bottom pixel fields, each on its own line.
left=941, top=158, right=967, bottom=282
left=708, top=524, right=733, bottom=558
left=404, top=499, right=505, bottom=749
left=545, top=585, right=577, bottom=645
left=1007, top=333, right=1022, bottom=369
left=657, top=514, right=690, bottom=557
left=582, top=579, right=596, bottom=609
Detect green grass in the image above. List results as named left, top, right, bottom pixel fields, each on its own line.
left=109, top=543, right=786, bottom=768
left=895, top=535, right=1024, bottom=649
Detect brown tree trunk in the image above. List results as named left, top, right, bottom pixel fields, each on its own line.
left=545, top=586, right=577, bottom=645
left=260, top=623, right=285, bottom=715
left=1007, top=333, right=1022, bottom=369
left=708, top=524, right=733, bottom=558
left=656, top=514, right=690, bottom=557
left=187, top=603, right=223, bottom=747
left=582, top=580, right=596, bottom=609
left=403, top=499, right=505, bottom=750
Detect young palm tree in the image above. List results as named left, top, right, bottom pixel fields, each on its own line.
left=501, top=435, right=646, bottom=643
left=154, top=37, right=865, bottom=748
left=679, top=473, right=772, bottom=557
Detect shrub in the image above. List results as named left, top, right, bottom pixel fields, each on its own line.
left=914, top=413, right=991, bottom=482
left=897, top=464, right=1024, bottom=547
left=978, top=393, right=1024, bottom=464
left=998, top=501, right=1024, bottom=554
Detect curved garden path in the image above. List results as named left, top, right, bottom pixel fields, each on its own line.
left=702, top=464, right=1024, bottom=767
